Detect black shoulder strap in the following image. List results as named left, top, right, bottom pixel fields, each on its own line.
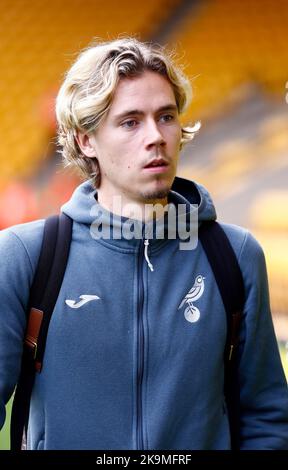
left=10, top=213, right=72, bottom=450
left=199, top=220, right=245, bottom=450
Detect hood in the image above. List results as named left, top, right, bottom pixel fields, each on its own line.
left=61, top=176, right=217, bottom=227
left=62, top=176, right=217, bottom=268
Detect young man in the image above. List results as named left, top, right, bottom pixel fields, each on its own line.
left=0, top=38, right=287, bottom=450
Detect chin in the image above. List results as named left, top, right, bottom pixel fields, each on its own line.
left=140, top=182, right=172, bottom=201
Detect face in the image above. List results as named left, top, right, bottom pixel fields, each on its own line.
left=77, top=70, right=182, bottom=208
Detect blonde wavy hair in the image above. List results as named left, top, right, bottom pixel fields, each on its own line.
left=56, top=37, right=199, bottom=187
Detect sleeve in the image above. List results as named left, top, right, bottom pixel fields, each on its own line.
left=237, top=231, right=288, bottom=449
left=0, top=229, right=34, bottom=430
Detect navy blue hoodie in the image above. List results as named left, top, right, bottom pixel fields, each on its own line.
left=0, top=178, right=287, bottom=449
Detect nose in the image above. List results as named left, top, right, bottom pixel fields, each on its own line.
left=145, top=119, right=165, bottom=149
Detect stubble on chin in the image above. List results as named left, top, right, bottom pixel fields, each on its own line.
left=139, top=176, right=174, bottom=202
left=139, top=182, right=171, bottom=201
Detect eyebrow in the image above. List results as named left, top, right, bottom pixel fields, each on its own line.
left=113, top=104, right=178, bottom=122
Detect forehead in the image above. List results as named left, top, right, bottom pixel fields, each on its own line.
left=108, top=70, right=176, bottom=115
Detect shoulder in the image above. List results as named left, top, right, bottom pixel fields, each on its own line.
left=220, top=222, right=264, bottom=262
left=0, top=219, right=45, bottom=274
left=219, top=222, right=267, bottom=289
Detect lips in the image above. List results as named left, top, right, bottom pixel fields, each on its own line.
left=143, top=158, right=168, bottom=169
left=142, top=158, right=170, bottom=174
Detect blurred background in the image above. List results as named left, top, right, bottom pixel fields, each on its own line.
left=0, top=0, right=287, bottom=449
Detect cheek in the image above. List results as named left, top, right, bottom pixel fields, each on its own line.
left=109, top=154, right=135, bottom=172
left=126, top=161, right=137, bottom=171
left=166, top=125, right=181, bottom=145
left=169, top=132, right=181, bottom=150
left=120, top=149, right=138, bottom=171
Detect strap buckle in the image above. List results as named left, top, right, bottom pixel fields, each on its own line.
left=24, top=307, right=43, bottom=370
left=24, top=338, right=38, bottom=359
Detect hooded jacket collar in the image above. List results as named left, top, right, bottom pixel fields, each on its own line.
left=61, top=176, right=217, bottom=252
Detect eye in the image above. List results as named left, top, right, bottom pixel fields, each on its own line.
left=121, top=119, right=138, bottom=128
left=159, top=114, right=175, bottom=123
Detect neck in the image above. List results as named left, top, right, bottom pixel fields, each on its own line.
left=97, top=191, right=168, bottom=222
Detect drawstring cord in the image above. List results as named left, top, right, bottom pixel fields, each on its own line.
left=144, top=239, right=154, bottom=272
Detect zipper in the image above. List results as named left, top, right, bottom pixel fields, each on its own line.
left=136, top=240, right=145, bottom=450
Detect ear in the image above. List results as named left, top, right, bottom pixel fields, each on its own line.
left=75, top=131, right=97, bottom=158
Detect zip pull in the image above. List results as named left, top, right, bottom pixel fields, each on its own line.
left=144, top=239, right=154, bottom=272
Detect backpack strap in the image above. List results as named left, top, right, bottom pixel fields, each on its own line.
left=10, top=213, right=73, bottom=450
left=199, top=220, right=245, bottom=450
